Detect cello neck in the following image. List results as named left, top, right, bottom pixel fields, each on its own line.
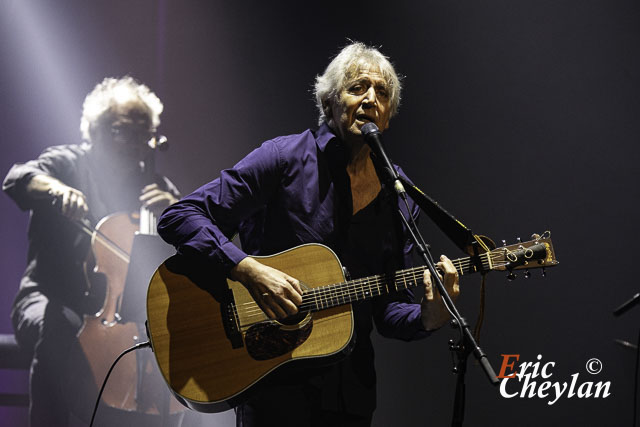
left=139, top=205, right=158, bottom=236
left=139, top=140, right=159, bottom=236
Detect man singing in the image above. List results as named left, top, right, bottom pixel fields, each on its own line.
left=158, top=42, right=459, bottom=427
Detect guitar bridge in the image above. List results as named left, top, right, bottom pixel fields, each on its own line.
left=220, top=294, right=243, bottom=349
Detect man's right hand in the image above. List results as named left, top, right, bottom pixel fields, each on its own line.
left=229, top=257, right=303, bottom=320
left=27, top=174, right=88, bottom=221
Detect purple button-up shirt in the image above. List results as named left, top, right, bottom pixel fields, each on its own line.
left=158, top=123, right=429, bottom=342
left=158, top=123, right=432, bottom=414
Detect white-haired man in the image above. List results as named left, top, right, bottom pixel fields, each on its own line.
left=159, top=42, right=459, bottom=426
left=3, top=76, right=180, bottom=426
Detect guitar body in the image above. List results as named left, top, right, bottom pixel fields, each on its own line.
left=147, top=232, right=559, bottom=413
left=146, top=243, right=354, bottom=413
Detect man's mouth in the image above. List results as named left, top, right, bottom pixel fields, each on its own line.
left=356, top=114, right=374, bottom=124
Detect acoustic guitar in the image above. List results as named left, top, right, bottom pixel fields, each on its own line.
left=146, top=232, right=557, bottom=412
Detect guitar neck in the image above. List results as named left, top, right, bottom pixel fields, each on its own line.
left=298, top=235, right=555, bottom=313
left=299, top=254, right=483, bottom=312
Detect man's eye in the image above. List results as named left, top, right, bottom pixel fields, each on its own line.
left=350, top=85, right=365, bottom=94
left=376, top=88, right=389, bottom=98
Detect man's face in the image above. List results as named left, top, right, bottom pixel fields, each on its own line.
left=92, top=100, right=154, bottom=167
left=328, top=63, right=392, bottom=144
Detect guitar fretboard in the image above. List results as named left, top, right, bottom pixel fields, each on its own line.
left=299, top=267, right=425, bottom=312
left=297, top=249, right=499, bottom=312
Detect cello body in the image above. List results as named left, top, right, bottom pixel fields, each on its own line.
left=75, top=211, right=183, bottom=417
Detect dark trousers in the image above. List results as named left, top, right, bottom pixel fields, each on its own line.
left=11, top=292, right=187, bottom=427
left=235, top=384, right=373, bottom=427
left=12, top=292, right=82, bottom=427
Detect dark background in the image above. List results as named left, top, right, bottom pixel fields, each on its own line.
left=1, top=1, right=639, bottom=426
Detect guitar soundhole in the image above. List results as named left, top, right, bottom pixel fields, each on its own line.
left=245, top=315, right=313, bottom=361
left=279, top=311, right=307, bottom=326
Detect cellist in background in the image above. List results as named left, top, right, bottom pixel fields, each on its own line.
left=3, top=76, right=180, bottom=427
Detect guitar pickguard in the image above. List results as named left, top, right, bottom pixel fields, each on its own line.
left=244, top=317, right=313, bottom=361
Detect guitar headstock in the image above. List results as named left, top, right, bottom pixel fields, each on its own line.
left=489, top=231, right=558, bottom=279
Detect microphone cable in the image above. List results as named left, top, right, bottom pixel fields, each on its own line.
left=88, top=340, right=152, bottom=427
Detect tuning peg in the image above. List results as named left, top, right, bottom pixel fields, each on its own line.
left=507, top=272, right=517, bottom=281
left=541, top=267, right=547, bottom=277
left=502, top=239, right=506, bottom=247
left=516, top=237, right=522, bottom=243
left=524, top=270, right=531, bottom=279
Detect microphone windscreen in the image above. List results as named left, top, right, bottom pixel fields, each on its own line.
left=361, top=122, right=379, bottom=136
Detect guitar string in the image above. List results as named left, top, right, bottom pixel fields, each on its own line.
left=231, top=241, right=542, bottom=312
left=234, top=253, right=511, bottom=320
left=232, top=249, right=504, bottom=313
left=232, top=251, right=507, bottom=318
left=232, top=242, right=548, bottom=323
left=235, top=262, right=513, bottom=324
left=234, top=257, right=505, bottom=320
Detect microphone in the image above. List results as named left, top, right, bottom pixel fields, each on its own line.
left=148, top=135, right=169, bottom=151
left=360, top=122, right=406, bottom=197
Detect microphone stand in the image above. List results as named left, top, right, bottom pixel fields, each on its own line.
left=392, top=193, right=499, bottom=427
left=612, top=292, right=640, bottom=426
left=363, top=129, right=499, bottom=426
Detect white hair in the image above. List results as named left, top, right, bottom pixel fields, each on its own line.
left=313, top=42, right=402, bottom=126
left=80, top=76, right=163, bottom=141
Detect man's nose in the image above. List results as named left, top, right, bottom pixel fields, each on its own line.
left=362, top=87, right=377, bottom=107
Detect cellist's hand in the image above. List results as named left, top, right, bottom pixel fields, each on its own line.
left=140, top=183, right=179, bottom=216
left=27, top=174, right=88, bottom=221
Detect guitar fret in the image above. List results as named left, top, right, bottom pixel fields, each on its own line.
left=340, top=282, right=349, bottom=304
left=364, top=279, right=372, bottom=299
left=331, top=285, right=339, bottom=306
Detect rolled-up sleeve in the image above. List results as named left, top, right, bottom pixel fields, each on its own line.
left=3, top=145, right=78, bottom=211
left=157, top=140, right=282, bottom=274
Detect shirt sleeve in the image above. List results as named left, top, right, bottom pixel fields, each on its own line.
left=2, top=145, right=80, bottom=211
left=373, top=169, right=431, bottom=341
left=157, top=139, right=282, bottom=275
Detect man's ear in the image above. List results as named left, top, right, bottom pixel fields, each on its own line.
left=322, top=99, right=332, bottom=120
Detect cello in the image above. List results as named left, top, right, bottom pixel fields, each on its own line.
left=72, top=136, right=184, bottom=424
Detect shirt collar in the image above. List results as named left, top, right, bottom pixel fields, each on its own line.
left=315, top=122, right=339, bottom=152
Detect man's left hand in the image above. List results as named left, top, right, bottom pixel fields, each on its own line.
left=421, top=255, right=460, bottom=331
